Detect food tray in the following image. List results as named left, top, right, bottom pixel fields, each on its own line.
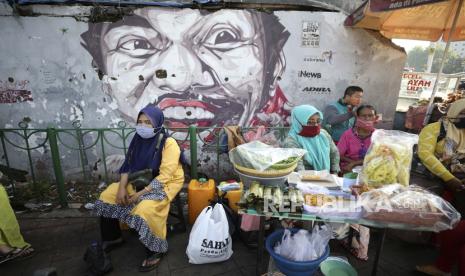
left=299, top=170, right=332, bottom=182
left=234, top=168, right=288, bottom=188
left=362, top=209, right=444, bottom=227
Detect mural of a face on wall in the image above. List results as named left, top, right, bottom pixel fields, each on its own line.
left=81, top=8, right=291, bottom=128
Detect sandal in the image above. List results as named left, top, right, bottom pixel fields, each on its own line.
left=139, top=252, right=164, bottom=272
left=0, top=246, right=35, bottom=265
left=416, top=265, right=451, bottom=276
left=339, top=239, right=368, bottom=261
left=15, top=246, right=35, bottom=262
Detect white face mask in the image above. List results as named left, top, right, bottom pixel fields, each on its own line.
left=136, top=125, right=159, bottom=139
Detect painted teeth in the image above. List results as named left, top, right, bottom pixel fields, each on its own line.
left=163, top=106, right=214, bottom=120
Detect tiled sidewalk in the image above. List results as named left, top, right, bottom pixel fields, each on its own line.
left=1, top=211, right=445, bottom=276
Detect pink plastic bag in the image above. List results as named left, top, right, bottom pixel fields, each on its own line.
left=243, top=126, right=267, bottom=142
left=243, top=126, right=279, bottom=147
left=240, top=214, right=261, bottom=231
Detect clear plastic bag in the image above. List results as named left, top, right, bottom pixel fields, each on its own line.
left=359, top=184, right=461, bottom=232
left=360, top=130, right=418, bottom=187
left=229, top=141, right=306, bottom=171
left=273, top=225, right=332, bottom=262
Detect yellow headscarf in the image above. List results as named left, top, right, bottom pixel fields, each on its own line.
left=445, top=99, right=465, bottom=153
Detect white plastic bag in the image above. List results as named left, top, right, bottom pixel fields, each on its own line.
left=186, top=203, right=233, bottom=264
left=274, top=226, right=332, bottom=262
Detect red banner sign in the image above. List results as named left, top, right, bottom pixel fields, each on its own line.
left=370, top=0, right=446, bottom=12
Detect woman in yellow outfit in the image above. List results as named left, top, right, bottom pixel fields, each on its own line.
left=417, top=99, right=465, bottom=207
left=93, top=104, right=184, bottom=272
left=0, top=173, right=35, bottom=264
left=416, top=99, right=465, bottom=276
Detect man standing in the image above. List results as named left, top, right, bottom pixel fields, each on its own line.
left=323, top=86, right=363, bottom=142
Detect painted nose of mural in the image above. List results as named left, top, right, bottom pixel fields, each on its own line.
left=152, top=44, right=204, bottom=92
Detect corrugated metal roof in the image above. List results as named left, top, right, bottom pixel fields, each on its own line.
left=3, top=0, right=366, bottom=14
left=15, top=0, right=211, bottom=7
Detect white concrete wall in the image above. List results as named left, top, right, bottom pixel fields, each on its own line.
left=0, top=5, right=406, bottom=180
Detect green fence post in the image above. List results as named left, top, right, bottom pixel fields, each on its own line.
left=98, top=130, right=109, bottom=183
left=47, top=128, right=67, bottom=207
left=189, top=125, right=198, bottom=179
left=19, top=122, right=37, bottom=187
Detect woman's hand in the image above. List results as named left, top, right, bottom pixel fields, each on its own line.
left=128, top=191, right=144, bottom=204
left=445, top=177, right=465, bottom=193
left=351, top=184, right=370, bottom=197
left=116, top=185, right=129, bottom=205
left=343, top=159, right=362, bottom=173
left=343, top=162, right=356, bottom=173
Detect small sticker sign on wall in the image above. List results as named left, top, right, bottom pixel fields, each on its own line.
left=301, top=21, right=320, bottom=47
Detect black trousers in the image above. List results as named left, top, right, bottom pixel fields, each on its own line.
left=100, top=217, right=156, bottom=255
left=100, top=217, right=121, bottom=242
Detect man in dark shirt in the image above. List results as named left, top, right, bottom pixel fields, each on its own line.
left=323, top=86, right=363, bottom=142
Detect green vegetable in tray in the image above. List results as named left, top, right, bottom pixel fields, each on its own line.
left=268, top=156, right=299, bottom=170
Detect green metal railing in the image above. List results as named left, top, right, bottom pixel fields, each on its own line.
left=0, top=121, right=289, bottom=207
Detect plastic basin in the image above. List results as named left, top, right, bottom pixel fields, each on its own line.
left=266, top=228, right=330, bottom=276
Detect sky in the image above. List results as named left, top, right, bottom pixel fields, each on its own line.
left=392, top=39, right=431, bottom=52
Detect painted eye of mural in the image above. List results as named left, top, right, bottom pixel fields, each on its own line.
left=117, top=38, right=158, bottom=57
left=214, top=31, right=237, bottom=44
left=120, top=39, right=154, bottom=51
left=203, top=28, right=241, bottom=49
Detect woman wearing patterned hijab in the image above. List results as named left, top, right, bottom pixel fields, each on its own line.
left=93, top=104, right=184, bottom=272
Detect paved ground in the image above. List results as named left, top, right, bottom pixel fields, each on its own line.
left=1, top=210, right=453, bottom=276
left=1, top=173, right=459, bottom=276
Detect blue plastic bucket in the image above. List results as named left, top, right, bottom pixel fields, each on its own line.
left=266, top=228, right=330, bottom=276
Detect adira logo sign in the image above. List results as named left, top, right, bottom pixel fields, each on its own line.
left=302, top=87, right=331, bottom=93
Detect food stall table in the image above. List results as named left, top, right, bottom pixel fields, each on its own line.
left=239, top=208, right=443, bottom=276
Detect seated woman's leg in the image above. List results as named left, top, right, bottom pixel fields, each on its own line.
left=130, top=199, right=170, bottom=271
left=0, top=185, right=30, bottom=251
left=130, top=199, right=170, bottom=253
left=0, top=185, right=35, bottom=264
left=459, top=243, right=465, bottom=276
left=94, top=183, right=135, bottom=244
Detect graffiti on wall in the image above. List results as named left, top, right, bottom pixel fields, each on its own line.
left=81, top=8, right=293, bottom=128
left=0, top=79, right=32, bottom=104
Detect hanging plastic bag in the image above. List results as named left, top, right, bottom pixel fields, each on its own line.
left=186, top=203, right=233, bottom=264
left=243, top=125, right=267, bottom=142
left=240, top=214, right=261, bottom=231
left=360, top=130, right=418, bottom=187
left=243, top=126, right=280, bottom=147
